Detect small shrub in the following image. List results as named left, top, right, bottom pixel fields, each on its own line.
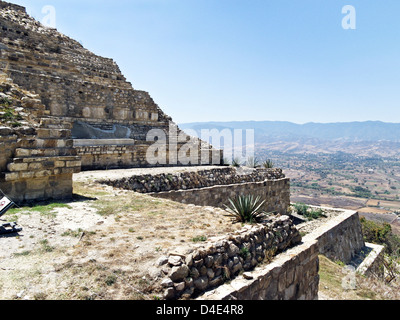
left=306, top=208, right=327, bottom=220
left=293, top=203, right=309, bottom=216
left=39, top=239, right=54, bottom=253
left=293, top=203, right=326, bottom=220
left=105, top=274, right=117, bottom=286
left=61, top=228, right=84, bottom=238
left=360, top=217, right=400, bottom=258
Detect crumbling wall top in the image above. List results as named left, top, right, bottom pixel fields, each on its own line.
left=0, top=1, right=26, bottom=13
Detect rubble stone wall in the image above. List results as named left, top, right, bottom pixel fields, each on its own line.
left=199, top=239, right=320, bottom=301
left=152, top=178, right=290, bottom=215
left=98, top=167, right=290, bottom=214
left=100, top=167, right=285, bottom=193
left=160, top=215, right=303, bottom=300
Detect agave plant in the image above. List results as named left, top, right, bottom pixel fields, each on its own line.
left=231, top=157, right=243, bottom=168
left=223, top=194, right=267, bottom=223
left=262, top=159, right=274, bottom=169
left=246, top=156, right=260, bottom=168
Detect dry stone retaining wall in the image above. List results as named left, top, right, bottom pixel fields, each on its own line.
left=197, top=209, right=369, bottom=300
left=99, top=167, right=290, bottom=215
left=302, top=209, right=365, bottom=264
left=199, top=240, right=320, bottom=301
left=0, top=75, right=81, bottom=203
left=153, top=178, right=290, bottom=215
left=159, top=215, right=302, bottom=300
left=100, top=167, right=285, bottom=193
left=0, top=117, right=81, bottom=202
left=356, top=242, right=385, bottom=279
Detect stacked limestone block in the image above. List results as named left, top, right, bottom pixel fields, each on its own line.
left=0, top=76, right=80, bottom=203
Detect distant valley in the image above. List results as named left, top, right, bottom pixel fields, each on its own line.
left=179, top=121, right=400, bottom=158
left=180, top=120, right=400, bottom=231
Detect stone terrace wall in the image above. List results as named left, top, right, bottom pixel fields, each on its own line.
left=199, top=240, right=319, bottom=301
left=159, top=215, right=302, bottom=300
left=356, top=242, right=385, bottom=279
left=99, top=167, right=290, bottom=214
left=152, top=179, right=290, bottom=215
left=76, top=141, right=223, bottom=171
left=302, top=209, right=365, bottom=264
left=99, top=167, right=285, bottom=193
left=0, top=133, right=17, bottom=172
left=195, top=209, right=370, bottom=301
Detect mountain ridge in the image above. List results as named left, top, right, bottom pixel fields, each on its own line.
left=179, top=120, right=400, bottom=143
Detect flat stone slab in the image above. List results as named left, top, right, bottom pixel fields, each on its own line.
left=73, top=139, right=136, bottom=146
left=74, top=165, right=222, bottom=182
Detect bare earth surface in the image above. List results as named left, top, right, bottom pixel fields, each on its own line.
left=1, top=167, right=394, bottom=301
left=0, top=168, right=241, bottom=300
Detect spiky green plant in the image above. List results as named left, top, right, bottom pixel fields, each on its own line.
left=246, top=156, right=260, bottom=168
left=223, top=194, right=268, bottom=223
left=231, top=157, right=243, bottom=168
left=262, top=159, right=274, bottom=169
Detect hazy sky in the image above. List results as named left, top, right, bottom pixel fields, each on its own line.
left=10, top=0, right=400, bottom=124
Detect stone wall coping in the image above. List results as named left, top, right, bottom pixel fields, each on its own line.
left=302, top=208, right=358, bottom=242
left=356, top=242, right=385, bottom=276
left=149, top=177, right=289, bottom=195
left=74, top=139, right=136, bottom=146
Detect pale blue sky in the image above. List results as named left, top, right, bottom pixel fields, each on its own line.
left=9, top=0, right=400, bottom=124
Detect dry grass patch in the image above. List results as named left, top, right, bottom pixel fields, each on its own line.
left=0, top=178, right=242, bottom=300
left=318, top=255, right=400, bottom=300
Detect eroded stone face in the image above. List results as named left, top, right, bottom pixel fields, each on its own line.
left=0, top=2, right=174, bottom=129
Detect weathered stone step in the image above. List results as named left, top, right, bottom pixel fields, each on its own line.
left=5, top=155, right=81, bottom=181
left=8, top=155, right=80, bottom=166
left=15, top=147, right=77, bottom=158
left=39, top=117, right=73, bottom=130
left=36, top=128, right=71, bottom=139
left=4, top=165, right=81, bottom=182
left=17, top=137, right=74, bottom=149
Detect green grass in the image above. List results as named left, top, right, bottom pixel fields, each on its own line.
left=30, top=203, right=73, bottom=218
left=61, top=228, right=84, bottom=238
left=192, top=235, right=207, bottom=243
left=2, top=203, right=72, bottom=221
left=39, top=239, right=54, bottom=253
